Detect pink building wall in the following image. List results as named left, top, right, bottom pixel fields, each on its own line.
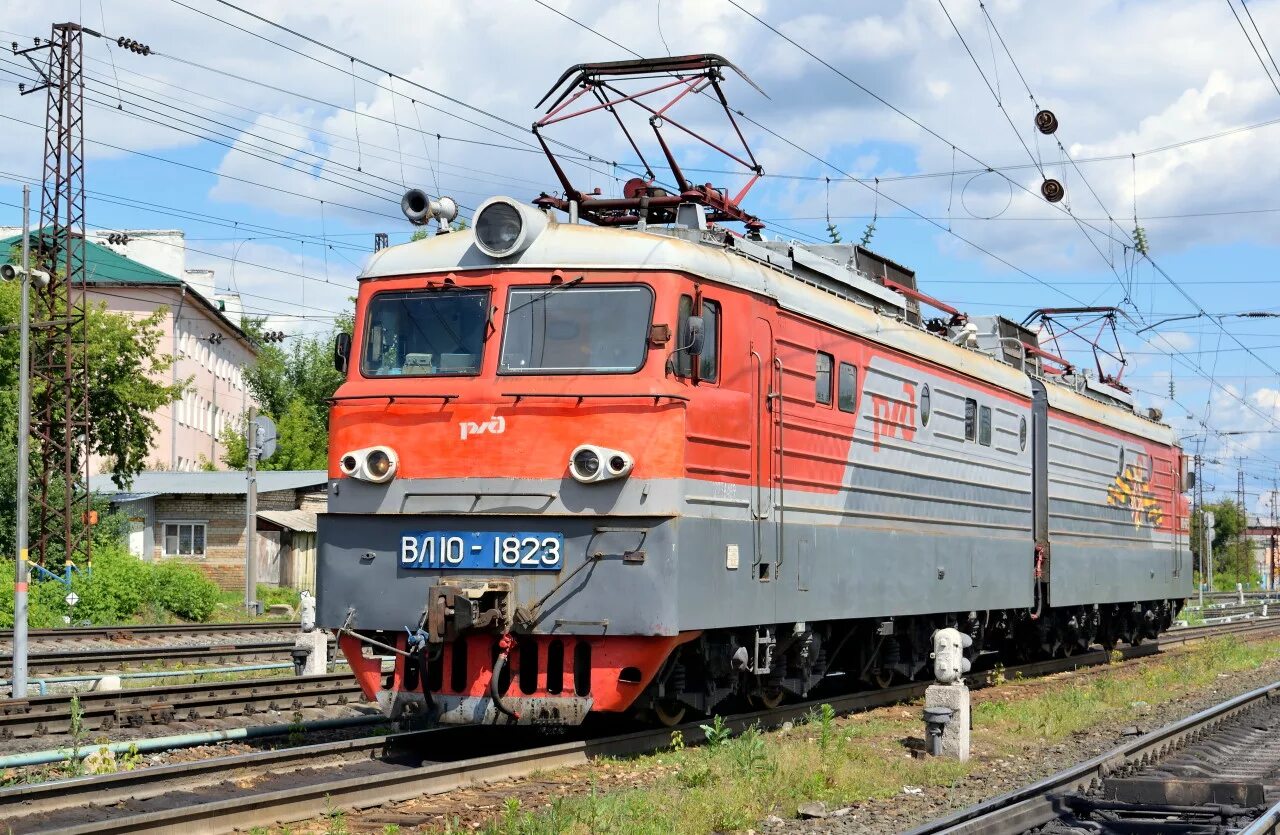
left=87, top=285, right=258, bottom=473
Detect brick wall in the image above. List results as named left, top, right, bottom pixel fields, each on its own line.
left=153, top=488, right=315, bottom=590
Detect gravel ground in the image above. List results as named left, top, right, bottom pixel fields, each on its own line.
left=758, top=658, right=1280, bottom=834
left=276, top=645, right=1280, bottom=834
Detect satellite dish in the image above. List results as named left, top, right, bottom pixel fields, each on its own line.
left=254, top=414, right=278, bottom=461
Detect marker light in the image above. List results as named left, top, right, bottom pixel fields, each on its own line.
left=569, top=444, right=633, bottom=484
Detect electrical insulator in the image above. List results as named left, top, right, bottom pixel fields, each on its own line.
left=106, top=232, right=129, bottom=246
left=374, top=232, right=389, bottom=252
left=208, top=332, right=223, bottom=345
left=1041, top=178, right=1064, bottom=203
left=116, top=36, right=152, bottom=55
left=1034, top=109, right=1059, bottom=135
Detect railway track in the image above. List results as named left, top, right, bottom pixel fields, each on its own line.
left=0, top=673, right=366, bottom=740
left=6, top=620, right=1278, bottom=835
left=0, top=621, right=300, bottom=645
left=2, top=639, right=338, bottom=679
left=905, top=679, right=1280, bottom=834
left=4, top=641, right=298, bottom=678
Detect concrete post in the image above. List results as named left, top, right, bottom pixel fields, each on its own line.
left=925, top=684, right=970, bottom=761
left=244, top=406, right=259, bottom=615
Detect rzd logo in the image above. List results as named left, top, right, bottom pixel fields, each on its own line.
left=459, top=416, right=505, bottom=441
left=869, top=382, right=917, bottom=451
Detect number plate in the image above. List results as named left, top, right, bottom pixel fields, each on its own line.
left=399, top=531, right=564, bottom=570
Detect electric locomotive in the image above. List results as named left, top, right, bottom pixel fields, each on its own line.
left=317, top=56, right=1192, bottom=726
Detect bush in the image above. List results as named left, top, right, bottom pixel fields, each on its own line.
left=68, top=548, right=153, bottom=624
left=0, top=551, right=221, bottom=627
left=0, top=560, right=65, bottom=628
left=152, top=560, right=220, bottom=622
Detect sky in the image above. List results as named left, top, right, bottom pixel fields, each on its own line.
left=1, top=0, right=1279, bottom=511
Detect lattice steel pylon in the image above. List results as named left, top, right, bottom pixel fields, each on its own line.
left=15, top=23, right=92, bottom=570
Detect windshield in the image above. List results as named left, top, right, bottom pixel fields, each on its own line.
left=361, top=290, right=489, bottom=377
left=499, top=284, right=653, bottom=374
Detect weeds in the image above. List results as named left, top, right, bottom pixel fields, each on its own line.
left=699, top=715, right=731, bottom=747
left=323, top=794, right=348, bottom=835
left=287, top=711, right=306, bottom=746
left=61, top=695, right=87, bottom=777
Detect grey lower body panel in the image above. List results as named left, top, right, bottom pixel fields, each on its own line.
left=316, top=509, right=1037, bottom=635
left=1048, top=537, right=1191, bottom=606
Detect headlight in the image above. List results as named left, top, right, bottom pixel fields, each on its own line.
left=473, top=196, right=548, bottom=258
left=572, top=448, right=601, bottom=480
left=339, top=446, right=398, bottom=484
left=366, top=449, right=393, bottom=480
left=569, top=444, right=633, bottom=484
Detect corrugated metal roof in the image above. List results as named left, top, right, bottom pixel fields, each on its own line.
left=90, top=470, right=328, bottom=496
left=105, top=492, right=161, bottom=503
left=0, top=232, right=181, bottom=285
left=257, top=509, right=318, bottom=532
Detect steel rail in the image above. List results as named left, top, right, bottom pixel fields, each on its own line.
left=1, top=641, right=324, bottom=678
left=4, top=617, right=1278, bottom=834
left=0, top=621, right=301, bottom=644
left=903, top=679, right=1280, bottom=835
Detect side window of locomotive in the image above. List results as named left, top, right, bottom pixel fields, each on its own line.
left=978, top=405, right=992, bottom=447
left=501, top=284, right=654, bottom=374
left=815, top=352, right=833, bottom=406
left=675, top=295, right=720, bottom=383
left=964, top=398, right=978, bottom=441
left=837, top=362, right=857, bottom=413
left=362, top=289, right=489, bottom=377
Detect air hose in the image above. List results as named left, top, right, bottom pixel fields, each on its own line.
left=491, top=633, right=521, bottom=723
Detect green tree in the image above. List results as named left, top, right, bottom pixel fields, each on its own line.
left=222, top=315, right=352, bottom=471
left=1192, top=499, right=1259, bottom=588
left=0, top=276, right=184, bottom=557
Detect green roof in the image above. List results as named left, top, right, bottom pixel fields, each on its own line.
left=0, top=233, right=181, bottom=285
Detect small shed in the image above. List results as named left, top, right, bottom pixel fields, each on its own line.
left=90, top=470, right=329, bottom=591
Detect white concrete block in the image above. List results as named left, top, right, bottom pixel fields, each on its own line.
left=925, top=683, right=970, bottom=762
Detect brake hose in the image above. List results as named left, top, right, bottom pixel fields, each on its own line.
left=491, top=634, right=521, bottom=723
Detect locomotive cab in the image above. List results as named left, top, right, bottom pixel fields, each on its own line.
left=319, top=201, right=718, bottom=724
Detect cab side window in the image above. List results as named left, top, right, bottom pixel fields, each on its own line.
left=676, top=295, right=720, bottom=383
left=815, top=352, right=833, bottom=406
left=964, top=398, right=978, bottom=441
left=837, top=362, right=857, bottom=413
left=979, top=405, right=992, bottom=446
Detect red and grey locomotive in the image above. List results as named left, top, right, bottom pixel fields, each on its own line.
left=317, top=56, right=1191, bottom=726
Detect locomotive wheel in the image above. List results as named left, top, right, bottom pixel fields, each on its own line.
left=873, top=669, right=895, bottom=689
left=653, top=700, right=687, bottom=727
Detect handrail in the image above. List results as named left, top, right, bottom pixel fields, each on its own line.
left=327, top=393, right=458, bottom=404
left=501, top=392, right=690, bottom=404
left=773, top=355, right=786, bottom=571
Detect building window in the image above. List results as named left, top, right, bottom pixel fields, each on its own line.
left=964, top=398, right=978, bottom=441
left=837, top=362, right=857, bottom=413
left=164, top=522, right=206, bottom=557
left=979, top=405, right=992, bottom=447
left=815, top=351, right=833, bottom=406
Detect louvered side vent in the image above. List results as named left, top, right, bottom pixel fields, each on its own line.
left=971, top=315, right=1042, bottom=374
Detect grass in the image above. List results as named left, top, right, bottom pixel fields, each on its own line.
left=454, top=636, right=1280, bottom=835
